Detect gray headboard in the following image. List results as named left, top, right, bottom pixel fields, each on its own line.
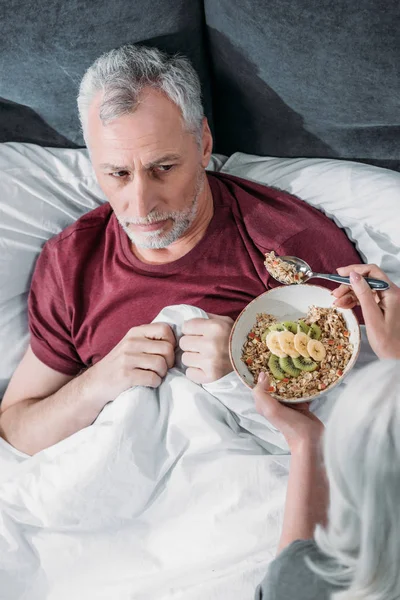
left=0, top=0, right=211, bottom=148
left=1, top=0, right=399, bottom=171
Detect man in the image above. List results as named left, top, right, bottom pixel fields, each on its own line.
left=0, top=45, right=361, bottom=455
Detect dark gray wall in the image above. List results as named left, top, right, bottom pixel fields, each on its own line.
left=0, top=0, right=211, bottom=147
left=204, top=0, right=400, bottom=170
left=1, top=0, right=399, bottom=170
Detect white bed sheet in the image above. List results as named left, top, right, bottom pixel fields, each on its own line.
left=0, top=306, right=378, bottom=600
left=0, top=305, right=290, bottom=600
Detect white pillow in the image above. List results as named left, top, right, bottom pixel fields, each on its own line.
left=0, top=144, right=104, bottom=398
left=221, top=153, right=400, bottom=283
left=0, top=144, right=399, bottom=399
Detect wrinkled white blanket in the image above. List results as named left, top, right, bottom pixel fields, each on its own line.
left=0, top=306, right=376, bottom=600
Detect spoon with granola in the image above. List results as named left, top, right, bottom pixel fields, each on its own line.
left=264, top=251, right=389, bottom=290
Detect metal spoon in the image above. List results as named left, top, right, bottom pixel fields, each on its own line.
left=270, top=256, right=390, bottom=290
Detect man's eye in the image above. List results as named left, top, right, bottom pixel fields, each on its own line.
left=156, top=165, right=174, bottom=173
left=111, top=171, right=128, bottom=178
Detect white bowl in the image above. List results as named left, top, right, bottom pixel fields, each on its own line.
left=229, top=284, right=361, bottom=403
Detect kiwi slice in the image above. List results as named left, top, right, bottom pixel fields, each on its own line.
left=308, top=323, right=321, bottom=340
left=262, top=322, right=285, bottom=342
left=279, top=356, right=301, bottom=377
left=268, top=354, right=286, bottom=380
left=269, top=323, right=286, bottom=332
left=281, top=321, right=298, bottom=334
left=297, top=320, right=310, bottom=334
left=292, top=356, right=318, bottom=372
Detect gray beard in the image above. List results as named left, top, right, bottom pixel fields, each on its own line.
left=117, top=170, right=204, bottom=249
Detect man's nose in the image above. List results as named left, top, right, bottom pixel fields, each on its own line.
left=126, top=173, right=157, bottom=219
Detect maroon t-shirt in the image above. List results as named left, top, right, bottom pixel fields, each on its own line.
left=28, top=172, right=361, bottom=376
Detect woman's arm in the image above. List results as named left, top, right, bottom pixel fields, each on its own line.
left=277, top=434, right=328, bottom=553
left=253, top=372, right=328, bottom=554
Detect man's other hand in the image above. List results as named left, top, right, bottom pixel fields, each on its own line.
left=179, top=313, right=234, bottom=384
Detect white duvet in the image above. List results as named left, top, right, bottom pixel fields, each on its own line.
left=0, top=305, right=376, bottom=600
left=0, top=306, right=291, bottom=600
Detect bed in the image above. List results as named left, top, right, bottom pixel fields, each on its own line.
left=0, top=1, right=399, bottom=599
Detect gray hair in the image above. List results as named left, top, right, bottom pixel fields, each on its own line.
left=77, top=44, right=204, bottom=142
left=307, top=359, right=400, bottom=600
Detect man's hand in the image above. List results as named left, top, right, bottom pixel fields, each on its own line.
left=84, top=322, right=176, bottom=408
left=179, top=313, right=234, bottom=384
left=0, top=323, right=176, bottom=456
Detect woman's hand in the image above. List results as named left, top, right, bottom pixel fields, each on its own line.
left=332, top=264, right=400, bottom=359
left=253, top=372, right=324, bottom=453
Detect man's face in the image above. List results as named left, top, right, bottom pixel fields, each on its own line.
left=86, top=88, right=212, bottom=249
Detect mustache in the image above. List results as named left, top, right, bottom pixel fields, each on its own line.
left=119, top=212, right=175, bottom=226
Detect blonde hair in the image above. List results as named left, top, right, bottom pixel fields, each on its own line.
left=307, top=359, right=400, bottom=599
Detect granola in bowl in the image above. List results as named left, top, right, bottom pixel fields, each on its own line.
left=241, top=306, right=353, bottom=400
left=264, top=251, right=304, bottom=285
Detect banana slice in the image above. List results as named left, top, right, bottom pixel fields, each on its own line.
left=266, top=331, right=288, bottom=358
left=277, top=331, right=300, bottom=358
left=307, top=339, right=326, bottom=362
left=294, top=332, right=310, bottom=358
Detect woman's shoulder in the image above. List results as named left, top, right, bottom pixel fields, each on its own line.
left=255, top=540, right=336, bottom=600
left=268, top=539, right=322, bottom=579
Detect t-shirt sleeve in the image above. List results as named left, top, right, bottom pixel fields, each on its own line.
left=28, top=242, right=85, bottom=376
left=254, top=539, right=333, bottom=600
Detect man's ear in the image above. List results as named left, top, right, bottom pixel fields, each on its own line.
left=200, top=117, right=213, bottom=168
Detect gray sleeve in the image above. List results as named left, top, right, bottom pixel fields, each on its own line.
left=254, top=539, right=336, bottom=600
